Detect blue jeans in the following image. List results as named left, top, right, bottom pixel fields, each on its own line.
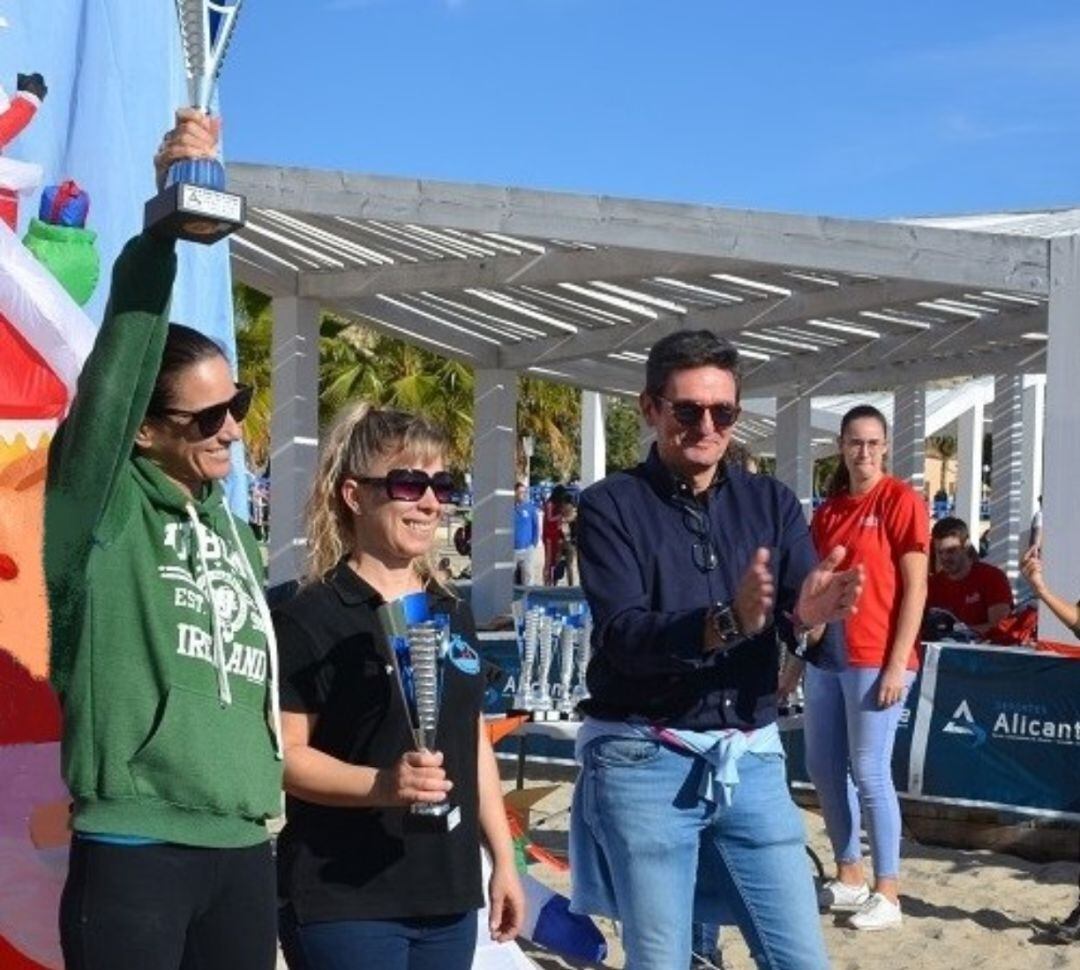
left=278, top=907, right=477, bottom=970
left=574, top=737, right=827, bottom=970
left=803, top=664, right=915, bottom=880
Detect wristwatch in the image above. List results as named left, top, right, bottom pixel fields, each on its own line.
left=708, top=602, right=743, bottom=650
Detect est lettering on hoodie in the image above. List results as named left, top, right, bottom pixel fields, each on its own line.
left=45, top=233, right=283, bottom=848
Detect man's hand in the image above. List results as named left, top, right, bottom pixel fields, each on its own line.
left=795, top=545, right=863, bottom=628
left=488, top=860, right=526, bottom=943
left=1019, top=546, right=1045, bottom=595
left=17, top=72, right=47, bottom=101
left=153, top=107, right=220, bottom=192
left=374, top=750, right=452, bottom=807
left=733, top=547, right=774, bottom=635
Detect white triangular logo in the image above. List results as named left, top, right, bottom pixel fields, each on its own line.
left=943, top=699, right=975, bottom=735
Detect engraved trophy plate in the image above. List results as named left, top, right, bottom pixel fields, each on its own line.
left=145, top=0, right=246, bottom=243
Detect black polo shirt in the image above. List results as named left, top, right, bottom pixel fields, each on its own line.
left=273, top=561, right=485, bottom=922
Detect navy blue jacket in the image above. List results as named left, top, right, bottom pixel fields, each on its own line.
left=578, top=447, right=823, bottom=730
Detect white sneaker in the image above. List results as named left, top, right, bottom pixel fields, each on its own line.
left=817, top=879, right=871, bottom=912
left=847, top=892, right=903, bottom=931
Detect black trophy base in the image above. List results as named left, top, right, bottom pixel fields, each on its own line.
left=145, top=181, right=246, bottom=244
left=404, top=803, right=461, bottom=834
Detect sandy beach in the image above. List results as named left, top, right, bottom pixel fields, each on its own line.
left=518, top=781, right=1079, bottom=970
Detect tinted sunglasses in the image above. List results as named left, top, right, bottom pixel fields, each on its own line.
left=157, top=384, right=254, bottom=438
left=356, top=468, right=456, bottom=504
left=656, top=396, right=741, bottom=429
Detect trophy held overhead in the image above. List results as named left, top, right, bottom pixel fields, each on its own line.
left=145, top=0, right=246, bottom=244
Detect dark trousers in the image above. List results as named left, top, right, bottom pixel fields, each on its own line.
left=59, top=838, right=277, bottom=970
left=279, top=906, right=477, bottom=970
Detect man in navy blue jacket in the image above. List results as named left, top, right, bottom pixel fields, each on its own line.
left=569, top=330, right=862, bottom=970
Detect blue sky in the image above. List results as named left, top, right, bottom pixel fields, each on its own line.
left=222, top=1, right=1079, bottom=219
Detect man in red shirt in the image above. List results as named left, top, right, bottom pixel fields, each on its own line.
left=927, top=517, right=1013, bottom=637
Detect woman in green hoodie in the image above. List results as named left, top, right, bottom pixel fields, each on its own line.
left=46, top=112, right=282, bottom=970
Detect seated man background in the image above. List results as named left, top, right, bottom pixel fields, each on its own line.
left=927, top=516, right=1013, bottom=637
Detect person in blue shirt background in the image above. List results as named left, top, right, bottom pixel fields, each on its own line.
left=513, top=481, right=541, bottom=586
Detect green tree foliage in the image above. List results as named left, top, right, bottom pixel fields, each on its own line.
left=605, top=397, right=642, bottom=472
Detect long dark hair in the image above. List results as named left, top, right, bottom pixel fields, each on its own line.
left=826, top=404, right=888, bottom=497
left=145, top=323, right=228, bottom=417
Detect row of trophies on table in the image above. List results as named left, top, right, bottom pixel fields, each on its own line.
left=511, top=602, right=593, bottom=720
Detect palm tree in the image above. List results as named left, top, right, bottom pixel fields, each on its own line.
left=518, top=376, right=580, bottom=480
left=926, top=434, right=958, bottom=496
left=233, top=285, right=273, bottom=471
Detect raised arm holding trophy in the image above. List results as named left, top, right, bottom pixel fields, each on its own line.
left=47, top=82, right=283, bottom=970
left=146, top=0, right=246, bottom=243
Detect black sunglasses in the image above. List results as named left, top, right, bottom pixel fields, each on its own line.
left=356, top=468, right=456, bottom=504
left=156, top=384, right=254, bottom=438
left=656, top=396, right=741, bottom=429
left=681, top=504, right=719, bottom=573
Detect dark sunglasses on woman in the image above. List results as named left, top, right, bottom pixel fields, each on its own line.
left=155, top=384, right=254, bottom=439
left=356, top=468, right=456, bottom=504
left=656, top=395, right=741, bottom=429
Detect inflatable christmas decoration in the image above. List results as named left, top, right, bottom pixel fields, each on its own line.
left=0, top=13, right=97, bottom=964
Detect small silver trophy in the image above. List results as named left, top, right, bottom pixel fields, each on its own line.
left=145, top=0, right=246, bottom=243
left=571, top=610, right=592, bottom=708
left=512, top=603, right=539, bottom=712
left=556, top=620, right=577, bottom=716
left=533, top=610, right=557, bottom=718
left=376, top=594, right=457, bottom=831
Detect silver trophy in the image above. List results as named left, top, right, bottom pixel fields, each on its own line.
left=145, top=0, right=246, bottom=243
left=512, top=603, right=539, bottom=711
left=376, top=596, right=456, bottom=830
left=533, top=610, right=557, bottom=717
left=556, top=621, right=577, bottom=716
left=571, top=610, right=592, bottom=708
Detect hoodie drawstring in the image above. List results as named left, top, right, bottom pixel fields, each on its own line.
left=186, top=504, right=233, bottom=708
left=224, top=509, right=284, bottom=760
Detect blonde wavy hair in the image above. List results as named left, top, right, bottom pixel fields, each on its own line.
left=304, top=401, right=450, bottom=585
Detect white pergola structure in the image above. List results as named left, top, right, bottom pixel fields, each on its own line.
left=225, top=162, right=1079, bottom=642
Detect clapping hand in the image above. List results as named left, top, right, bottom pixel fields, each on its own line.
left=795, top=546, right=863, bottom=629
left=733, top=547, right=775, bottom=635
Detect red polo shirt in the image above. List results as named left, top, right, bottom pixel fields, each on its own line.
left=928, top=560, right=1013, bottom=629
left=811, top=476, right=929, bottom=669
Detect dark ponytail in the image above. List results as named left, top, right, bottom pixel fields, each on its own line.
left=145, top=324, right=227, bottom=417
left=826, top=404, right=889, bottom=497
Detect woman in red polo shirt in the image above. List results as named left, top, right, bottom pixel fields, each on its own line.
left=804, top=404, right=928, bottom=932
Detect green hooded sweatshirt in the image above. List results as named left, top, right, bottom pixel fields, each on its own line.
left=45, top=233, right=282, bottom=848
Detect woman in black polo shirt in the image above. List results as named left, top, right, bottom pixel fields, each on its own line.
left=273, top=404, right=523, bottom=970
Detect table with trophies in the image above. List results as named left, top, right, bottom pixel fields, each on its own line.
left=497, top=589, right=807, bottom=790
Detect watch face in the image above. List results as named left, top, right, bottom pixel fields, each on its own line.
left=713, top=606, right=739, bottom=642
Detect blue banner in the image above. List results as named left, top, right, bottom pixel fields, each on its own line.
left=908, top=642, right=1080, bottom=819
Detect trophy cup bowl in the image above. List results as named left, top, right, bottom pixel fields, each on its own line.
left=145, top=0, right=246, bottom=243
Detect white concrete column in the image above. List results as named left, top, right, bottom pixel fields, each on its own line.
left=892, top=385, right=927, bottom=493
left=638, top=409, right=656, bottom=462
left=1020, top=375, right=1045, bottom=530
left=988, top=373, right=1024, bottom=582
left=269, top=297, right=321, bottom=588
left=776, top=395, right=813, bottom=520
left=580, top=390, right=607, bottom=486
left=1040, top=237, right=1080, bottom=643
left=955, top=402, right=985, bottom=533
left=471, top=369, right=517, bottom=624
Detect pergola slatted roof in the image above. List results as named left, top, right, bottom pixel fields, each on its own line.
left=227, top=163, right=1068, bottom=412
